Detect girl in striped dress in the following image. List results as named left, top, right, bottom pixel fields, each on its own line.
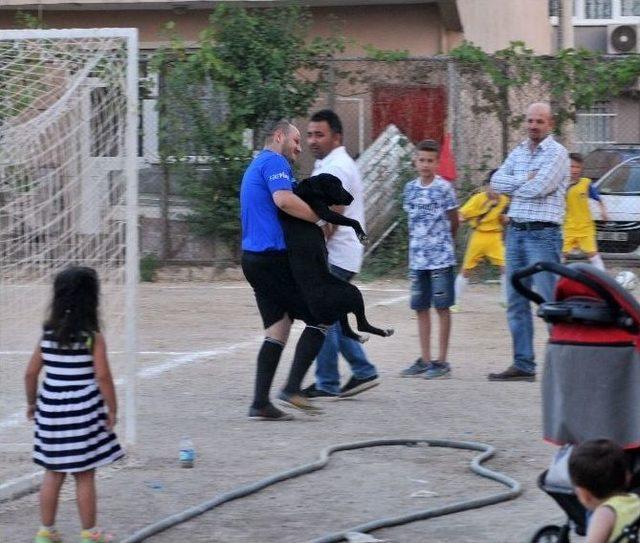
left=25, top=266, right=123, bottom=543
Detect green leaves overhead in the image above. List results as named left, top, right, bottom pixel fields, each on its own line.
left=151, top=5, right=344, bottom=252
left=450, top=40, right=640, bottom=155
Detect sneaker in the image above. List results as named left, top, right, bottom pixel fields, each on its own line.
left=248, top=403, right=294, bottom=421
left=79, top=529, right=113, bottom=543
left=400, top=358, right=432, bottom=377
left=277, top=391, right=323, bottom=415
left=300, top=384, right=339, bottom=400
left=450, top=304, right=461, bottom=313
left=423, top=362, right=451, bottom=380
left=34, top=528, right=63, bottom=543
left=339, top=375, right=380, bottom=398
left=487, top=365, right=535, bottom=382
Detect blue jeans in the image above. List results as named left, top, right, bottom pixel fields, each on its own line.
left=505, top=224, right=562, bottom=374
left=315, top=264, right=378, bottom=394
left=409, top=267, right=456, bottom=310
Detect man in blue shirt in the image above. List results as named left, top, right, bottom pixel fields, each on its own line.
left=241, top=120, right=329, bottom=420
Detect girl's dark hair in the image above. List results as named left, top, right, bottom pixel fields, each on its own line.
left=45, top=266, right=100, bottom=344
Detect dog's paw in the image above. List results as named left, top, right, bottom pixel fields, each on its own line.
left=358, top=334, right=370, bottom=344
left=383, top=328, right=395, bottom=337
left=357, top=233, right=368, bottom=244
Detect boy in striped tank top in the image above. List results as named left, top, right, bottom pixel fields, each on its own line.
left=25, top=267, right=123, bottom=543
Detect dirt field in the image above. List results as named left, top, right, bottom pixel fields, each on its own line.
left=0, top=277, right=588, bottom=542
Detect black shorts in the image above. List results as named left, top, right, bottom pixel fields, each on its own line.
left=241, top=250, right=317, bottom=328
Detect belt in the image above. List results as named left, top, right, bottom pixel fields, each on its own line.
left=510, top=221, right=559, bottom=231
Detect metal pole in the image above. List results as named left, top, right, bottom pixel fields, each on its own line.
left=124, top=29, right=139, bottom=447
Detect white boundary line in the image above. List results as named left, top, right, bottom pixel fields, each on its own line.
left=0, top=292, right=408, bottom=501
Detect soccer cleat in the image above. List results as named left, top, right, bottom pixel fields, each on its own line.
left=34, top=528, right=63, bottom=543
left=248, top=403, right=294, bottom=421
left=277, top=391, right=323, bottom=415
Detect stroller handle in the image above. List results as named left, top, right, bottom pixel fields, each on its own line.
left=511, top=261, right=621, bottom=312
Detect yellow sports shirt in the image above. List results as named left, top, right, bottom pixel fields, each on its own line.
left=459, top=192, right=509, bottom=232
left=602, top=493, right=640, bottom=542
left=564, top=177, right=596, bottom=234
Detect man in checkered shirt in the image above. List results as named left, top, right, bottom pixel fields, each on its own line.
left=488, top=102, right=569, bottom=382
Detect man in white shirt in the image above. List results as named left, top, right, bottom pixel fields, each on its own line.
left=300, top=109, right=380, bottom=399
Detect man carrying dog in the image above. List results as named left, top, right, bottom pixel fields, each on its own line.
left=301, top=109, right=380, bottom=400
left=240, top=119, right=329, bottom=420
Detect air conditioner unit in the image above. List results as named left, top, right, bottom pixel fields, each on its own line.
left=607, top=24, right=640, bottom=54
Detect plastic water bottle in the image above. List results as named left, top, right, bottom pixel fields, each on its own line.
left=179, top=436, right=195, bottom=468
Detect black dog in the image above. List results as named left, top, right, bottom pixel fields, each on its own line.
left=279, top=173, right=394, bottom=342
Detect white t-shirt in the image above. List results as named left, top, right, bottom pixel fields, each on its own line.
left=312, top=146, right=365, bottom=273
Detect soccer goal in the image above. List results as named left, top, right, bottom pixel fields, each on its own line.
left=0, top=29, right=139, bottom=444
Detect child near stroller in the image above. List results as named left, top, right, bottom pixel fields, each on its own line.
left=510, top=262, right=640, bottom=543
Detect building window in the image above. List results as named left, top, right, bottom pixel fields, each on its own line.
left=622, top=0, right=640, bottom=16
left=549, top=0, right=560, bottom=17
left=585, top=0, right=612, bottom=18
left=575, top=103, right=616, bottom=153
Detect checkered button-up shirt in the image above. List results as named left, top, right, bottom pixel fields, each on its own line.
left=490, top=135, right=569, bottom=224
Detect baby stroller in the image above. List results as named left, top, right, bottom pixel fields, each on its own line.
left=509, top=262, right=640, bottom=543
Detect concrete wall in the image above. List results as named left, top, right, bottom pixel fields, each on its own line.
left=0, top=3, right=455, bottom=55
left=457, top=0, right=552, bottom=53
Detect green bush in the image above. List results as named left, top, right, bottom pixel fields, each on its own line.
left=140, top=254, right=160, bottom=282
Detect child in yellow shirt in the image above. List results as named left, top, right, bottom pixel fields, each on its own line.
left=569, top=439, right=640, bottom=543
left=454, top=169, right=509, bottom=310
left=564, top=152, right=607, bottom=270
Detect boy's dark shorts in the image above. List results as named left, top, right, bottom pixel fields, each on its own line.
left=410, top=266, right=455, bottom=310
left=241, top=250, right=318, bottom=328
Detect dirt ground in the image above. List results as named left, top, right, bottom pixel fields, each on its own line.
left=0, top=277, right=596, bottom=542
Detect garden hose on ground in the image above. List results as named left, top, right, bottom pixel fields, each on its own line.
left=120, top=438, right=522, bottom=543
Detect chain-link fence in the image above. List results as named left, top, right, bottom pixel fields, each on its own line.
left=137, top=56, right=640, bottom=263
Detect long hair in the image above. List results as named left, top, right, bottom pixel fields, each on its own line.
left=45, top=266, right=100, bottom=345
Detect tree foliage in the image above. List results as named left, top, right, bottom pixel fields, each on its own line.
left=151, top=5, right=344, bottom=257
left=450, top=41, right=640, bottom=157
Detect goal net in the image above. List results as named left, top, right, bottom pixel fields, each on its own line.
left=0, top=29, right=139, bottom=443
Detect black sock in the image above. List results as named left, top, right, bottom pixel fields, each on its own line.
left=252, top=338, right=284, bottom=409
left=283, top=326, right=327, bottom=394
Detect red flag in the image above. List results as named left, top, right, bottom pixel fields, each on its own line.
left=437, top=133, right=457, bottom=182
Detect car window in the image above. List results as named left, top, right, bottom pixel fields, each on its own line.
left=598, top=164, right=640, bottom=194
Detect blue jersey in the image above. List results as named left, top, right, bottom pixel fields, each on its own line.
left=240, top=150, right=295, bottom=252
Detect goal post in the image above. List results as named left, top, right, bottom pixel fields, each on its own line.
left=0, top=28, right=139, bottom=445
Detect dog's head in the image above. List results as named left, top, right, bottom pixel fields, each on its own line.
left=295, top=173, right=354, bottom=206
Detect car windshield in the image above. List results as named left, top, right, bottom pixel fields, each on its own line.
left=598, top=160, right=640, bottom=194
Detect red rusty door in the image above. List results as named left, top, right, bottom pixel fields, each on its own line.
left=372, top=85, right=446, bottom=144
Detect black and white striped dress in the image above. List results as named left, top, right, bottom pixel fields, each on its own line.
left=33, top=329, right=124, bottom=473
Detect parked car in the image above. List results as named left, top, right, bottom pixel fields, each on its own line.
left=590, top=156, right=640, bottom=255
left=583, top=145, right=640, bottom=182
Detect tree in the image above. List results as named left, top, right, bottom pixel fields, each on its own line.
left=450, top=41, right=640, bottom=158
left=451, top=41, right=536, bottom=159
left=151, top=5, right=344, bottom=258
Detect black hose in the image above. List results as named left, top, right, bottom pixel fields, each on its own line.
left=120, top=438, right=521, bottom=543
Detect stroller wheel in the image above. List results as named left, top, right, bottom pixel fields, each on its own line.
left=530, top=525, right=567, bottom=543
